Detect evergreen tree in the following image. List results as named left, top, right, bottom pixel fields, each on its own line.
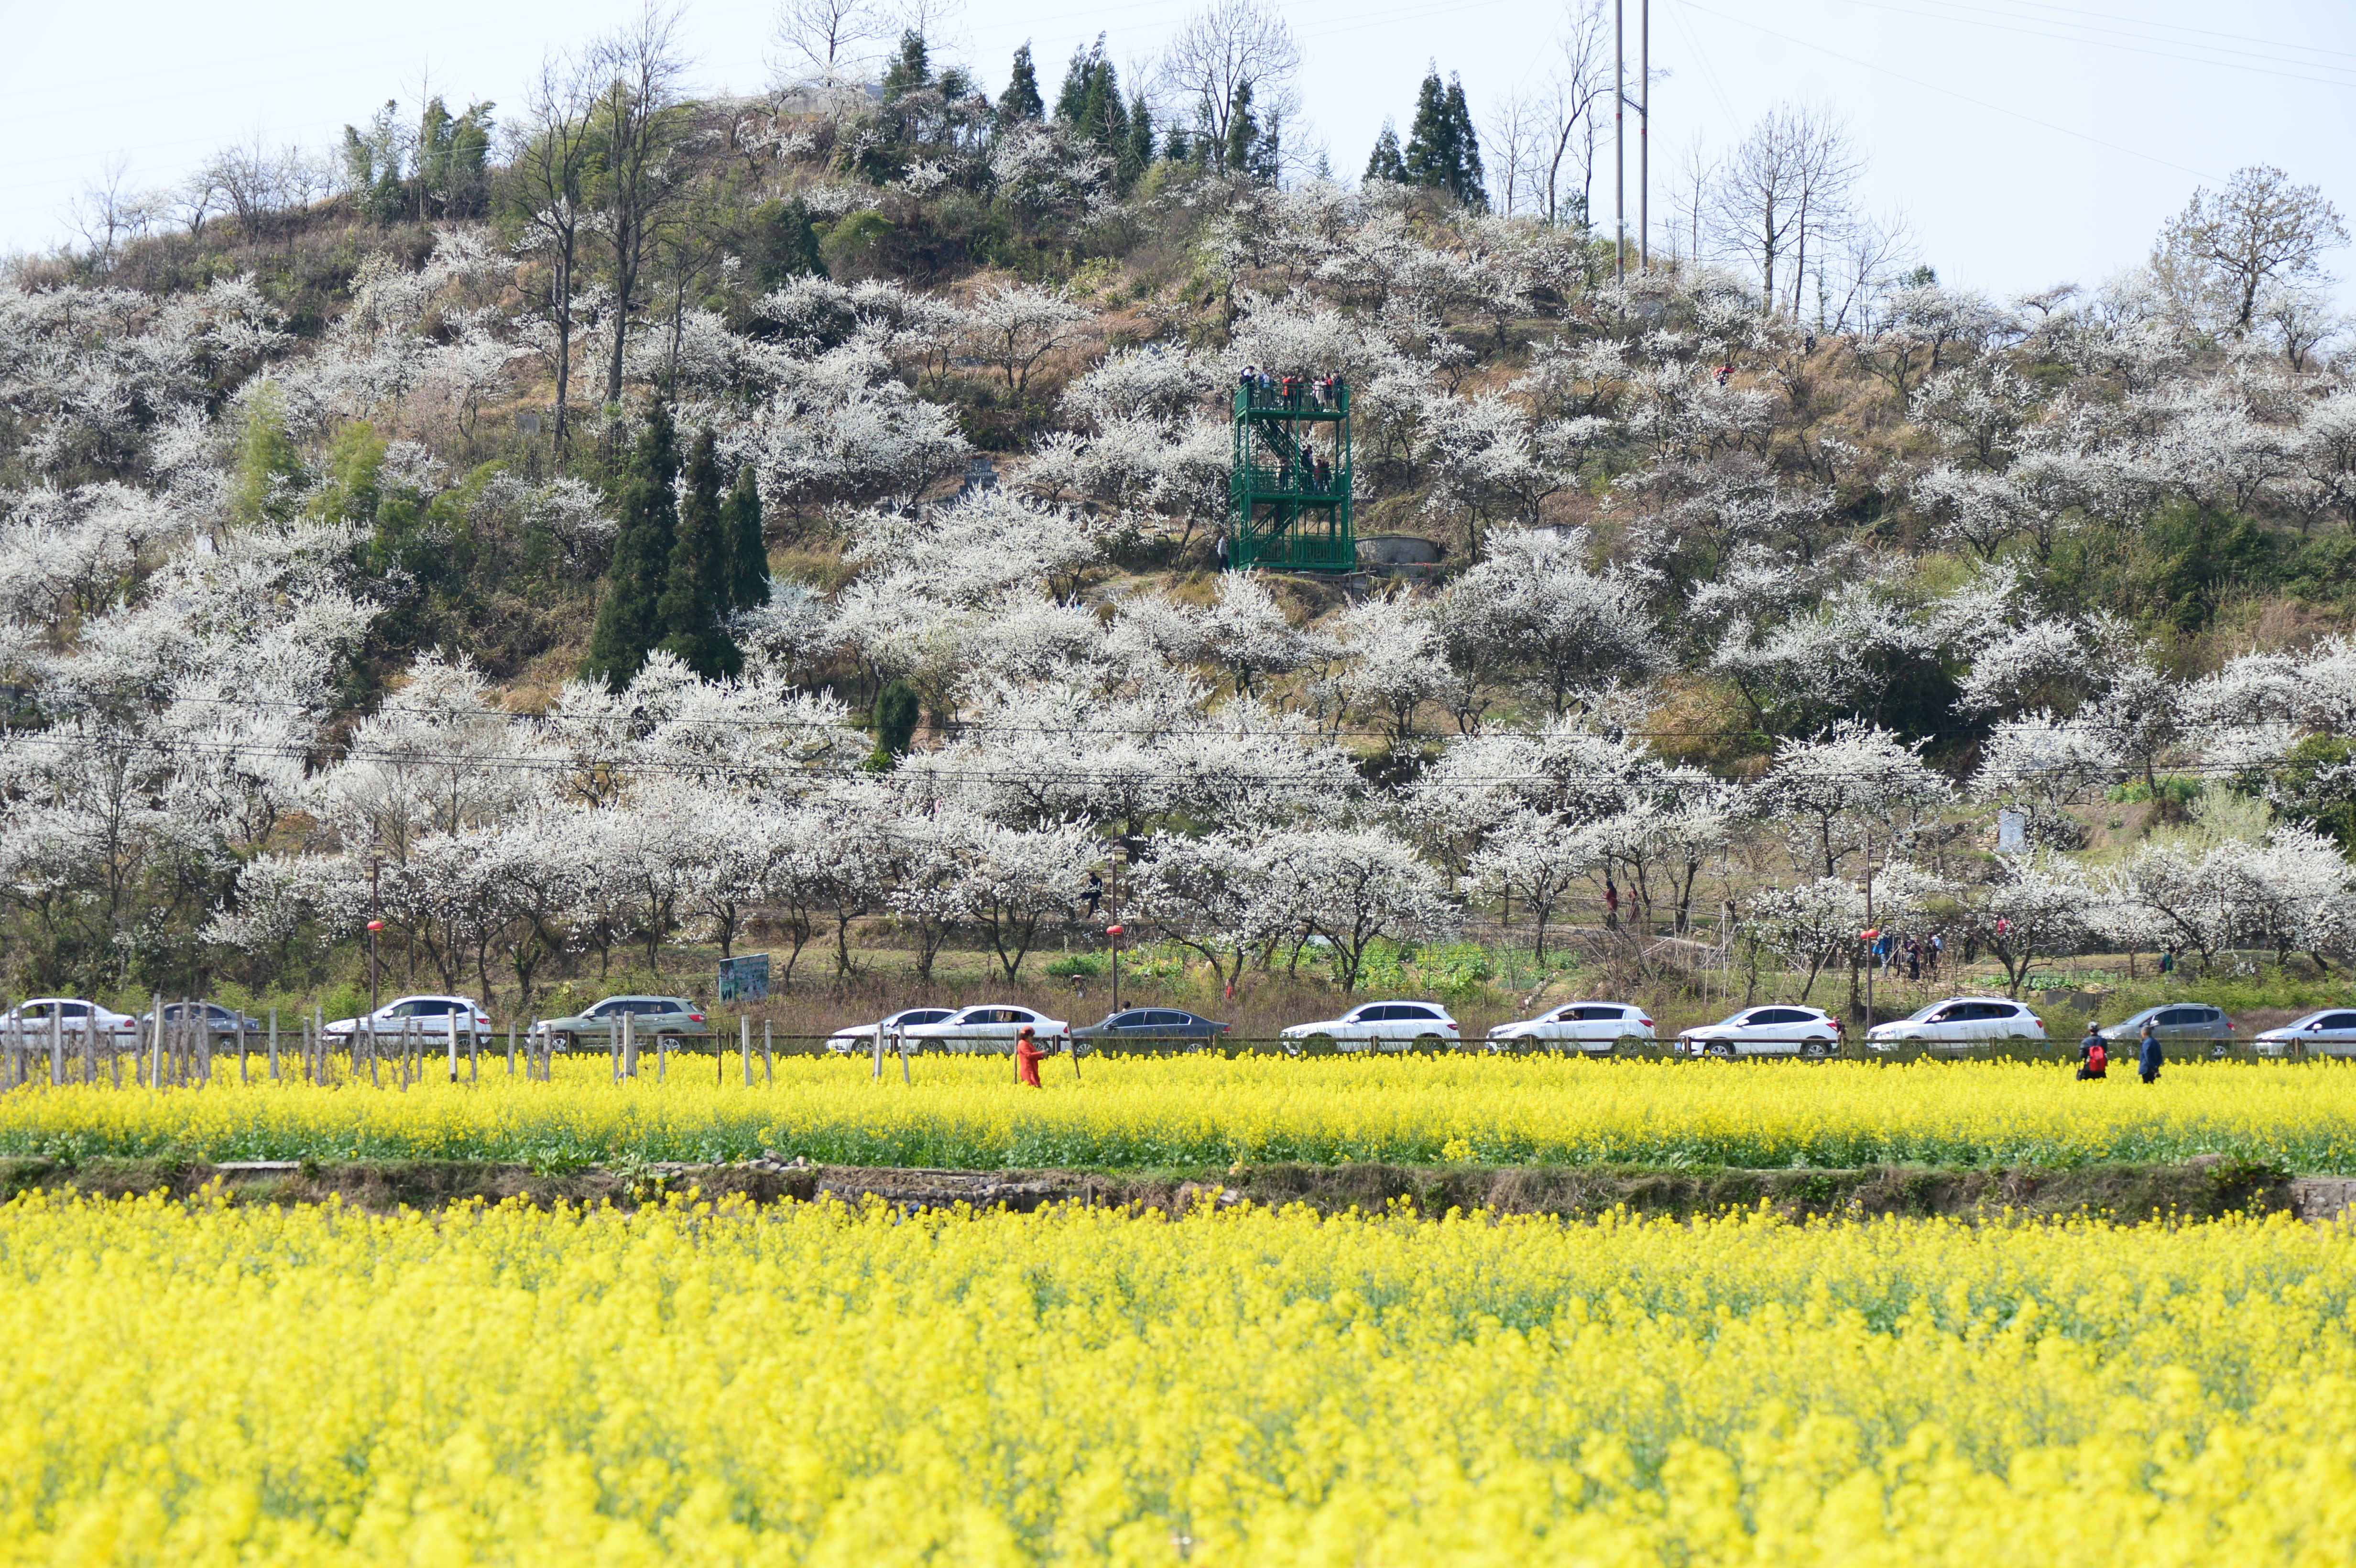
left=756, top=199, right=827, bottom=291
left=1122, top=91, right=1156, bottom=189
left=997, top=43, right=1045, bottom=128
left=872, top=680, right=921, bottom=759
left=1403, top=68, right=1486, bottom=208
left=584, top=401, right=681, bottom=689
left=657, top=427, right=740, bottom=680
left=1165, top=121, right=1194, bottom=165
left=881, top=31, right=932, bottom=101
left=1224, top=81, right=1261, bottom=179
left=1364, top=120, right=1407, bottom=183
left=726, top=464, right=769, bottom=610
left=1055, top=36, right=1128, bottom=155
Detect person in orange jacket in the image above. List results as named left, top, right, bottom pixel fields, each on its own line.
left=1014, top=1025, right=1047, bottom=1088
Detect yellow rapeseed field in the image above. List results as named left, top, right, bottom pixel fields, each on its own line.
left=3, top=1055, right=2356, bottom=1170
left=2, top=1192, right=2355, bottom=1565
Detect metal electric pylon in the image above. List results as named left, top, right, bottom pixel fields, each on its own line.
left=1228, top=376, right=1353, bottom=572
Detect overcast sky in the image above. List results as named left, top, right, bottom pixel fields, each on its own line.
left=5, top=0, right=2354, bottom=302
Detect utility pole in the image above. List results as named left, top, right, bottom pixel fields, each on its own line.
left=1613, top=0, right=1625, bottom=283
left=367, top=856, right=382, bottom=1014
left=1639, top=0, right=1650, bottom=271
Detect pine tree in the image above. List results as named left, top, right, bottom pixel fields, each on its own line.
left=1364, top=120, right=1407, bottom=184
left=657, top=428, right=740, bottom=680
left=726, top=464, right=769, bottom=610
left=881, top=31, right=931, bottom=100
left=1402, top=67, right=1486, bottom=208
left=997, top=43, right=1045, bottom=129
left=1122, top=91, right=1156, bottom=190
left=584, top=401, right=681, bottom=689
left=1442, top=76, right=1485, bottom=209
left=872, top=680, right=920, bottom=759
left=1224, top=81, right=1261, bottom=178
left=1055, top=36, right=1127, bottom=155
left=1165, top=121, right=1194, bottom=164
left=757, top=199, right=827, bottom=290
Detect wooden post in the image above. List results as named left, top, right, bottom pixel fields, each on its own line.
left=657, top=1022, right=667, bottom=1083
left=763, top=1022, right=773, bottom=1082
left=147, top=1002, right=161, bottom=1090
left=447, top=1009, right=460, bottom=1084
left=873, top=1023, right=885, bottom=1080
left=741, top=1016, right=752, bottom=1087
left=622, top=1012, right=636, bottom=1080
left=366, top=1019, right=379, bottom=1088
left=268, top=1009, right=279, bottom=1081
left=506, top=1021, right=516, bottom=1077
left=197, top=1002, right=212, bottom=1085
left=897, top=1024, right=911, bottom=1085
left=239, top=1014, right=250, bottom=1084
left=50, top=1007, right=62, bottom=1086
left=109, top=1020, right=121, bottom=1088
left=81, top=1017, right=96, bottom=1085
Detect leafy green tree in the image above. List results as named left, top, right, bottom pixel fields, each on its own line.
left=229, top=382, right=303, bottom=526
left=997, top=43, right=1046, bottom=128
left=2265, top=735, right=2356, bottom=851
left=657, top=428, right=740, bottom=679
left=1364, top=120, right=1407, bottom=183
left=315, top=421, right=387, bottom=527
left=752, top=199, right=827, bottom=291
left=727, top=464, right=770, bottom=610
left=585, top=401, right=681, bottom=689
left=1403, top=67, right=1485, bottom=208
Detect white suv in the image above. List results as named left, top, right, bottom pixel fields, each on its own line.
left=1866, top=997, right=2048, bottom=1052
left=1486, top=1002, right=1655, bottom=1053
left=1678, top=1005, right=1842, bottom=1059
left=324, top=995, right=493, bottom=1044
left=1281, top=1001, right=1461, bottom=1053
left=899, top=1005, right=1070, bottom=1053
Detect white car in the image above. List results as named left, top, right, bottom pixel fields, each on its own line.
left=1678, top=1005, right=1843, bottom=1059
left=1865, top=996, right=2048, bottom=1052
left=827, top=1007, right=957, bottom=1054
left=1486, top=1002, right=1655, bottom=1052
left=1281, top=1000, right=1462, bottom=1053
left=0, top=998, right=139, bottom=1040
left=898, top=1005, right=1070, bottom=1053
left=2254, top=1009, right=2356, bottom=1058
left=324, top=994, right=493, bottom=1044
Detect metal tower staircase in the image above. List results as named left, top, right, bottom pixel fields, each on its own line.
left=1229, top=379, right=1353, bottom=572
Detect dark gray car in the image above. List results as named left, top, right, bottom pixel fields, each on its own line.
left=2101, top=1003, right=2235, bottom=1053
left=136, top=1002, right=267, bottom=1042
left=1072, top=1008, right=1230, bottom=1051
left=532, top=995, right=712, bottom=1052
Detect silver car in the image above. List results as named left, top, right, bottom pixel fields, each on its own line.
left=1865, top=996, right=2048, bottom=1053
left=2254, top=1009, right=2356, bottom=1058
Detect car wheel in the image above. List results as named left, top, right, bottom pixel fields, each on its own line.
left=1302, top=1033, right=1338, bottom=1056
left=553, top=1032, right=577, bottom=1053
left=1414, top=1032, right=1446, bottom=1051
left=1705, top=1040, right=1736, bottom=1060
left=1800, top=1038, right=1832, bottom=1061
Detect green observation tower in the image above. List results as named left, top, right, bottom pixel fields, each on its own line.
left=1229, top=375, right=1353, bottom=571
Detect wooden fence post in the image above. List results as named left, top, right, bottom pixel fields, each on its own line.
left=268, top=1009, right=279, bottom=1081
left=741, top=1016, right=752, bottom=1087
left=764, top=1021, right=773, bottom=1082
left=507, top=1020, right=516, bottom=1077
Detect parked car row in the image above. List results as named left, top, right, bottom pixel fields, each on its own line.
left=9, top=991, right=2352, bottom=1060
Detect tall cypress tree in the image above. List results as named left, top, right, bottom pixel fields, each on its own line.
left=1442, top=76, right=1485, bottom=209
left=1055, top=36, right=1127, bottom=155
left=584, top=400, right=680, bottom=689
left=997, top=43, right=1045, bottom=129
left=726, top=464, right=769, bottom=610
left=1122, top=91, right=1155, bottom=190
left=657, top=428, right=741, bottom=680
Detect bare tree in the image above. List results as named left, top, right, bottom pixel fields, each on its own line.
left=2159, top=164, right=2349, bottom=335
left=513, top=51, right=600, bottom=450
left=773, top=0, right=892, bottom=85
left=1821, top=209, right=1914, bottom=334
left=66, top=156, right=148, bottom=269
left=1711, top=102, right=1857, bottom=317
left=1667, top=135, right=1715, bottom=267
left=1481, top=91, right=1543, bottom=216
left=1160, top=0, right=1301, bottom=175
left=1530, top=0, right=1612, bottom=228
left=593, top=3, right=696, bottom=409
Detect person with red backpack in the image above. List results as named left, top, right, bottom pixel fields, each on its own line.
left=2077, top=1024, right=2107, bottom=1080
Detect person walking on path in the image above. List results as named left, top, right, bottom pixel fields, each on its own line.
left=2077, top=1025, right=2108, bottom=1080
left=1015, top=1025, right=1047, bottom=1089
left=2138, top=1020, right=2163, bottom=1084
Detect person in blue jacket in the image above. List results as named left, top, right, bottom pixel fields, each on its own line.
left=2138, top=1019, right=2163, bottom=1084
